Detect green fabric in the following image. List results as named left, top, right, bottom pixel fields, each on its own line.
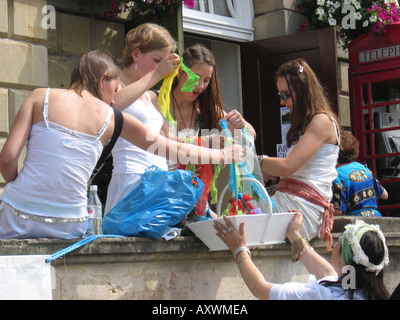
left=209, top=164, right=222, bottom=205
left=158, top=56, right=200, bottom=122
left=341, top=234, right=353, bottom=266
left=180, top=57, right=200, bottom=92
left=158, top=66, right=179, bottom=122
left=341, top=225, right=374, bottom=265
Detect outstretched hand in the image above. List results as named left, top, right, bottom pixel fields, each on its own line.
left=214, top=215, right=247, bottom=254
left=286, top=210, right=303, bottom=243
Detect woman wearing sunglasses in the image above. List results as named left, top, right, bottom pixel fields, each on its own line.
left=258, top=58, right=340, bottom=251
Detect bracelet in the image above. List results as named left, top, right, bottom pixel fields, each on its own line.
left=291, top=235, right=309, bottom=264
left=234, top=246, right=251, bottom=260
left=221, top=149, right=227, bottom=168
left=258, top=154, right=268, bottom=168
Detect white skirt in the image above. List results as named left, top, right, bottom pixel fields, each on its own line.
left=272, top=191, right=323, bottom=241
left=0, top=202, right=87, bottom=239
left=104, top=173, right=142, bottom=215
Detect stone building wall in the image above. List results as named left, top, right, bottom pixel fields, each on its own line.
left=0, top=0, right=126, bottom=196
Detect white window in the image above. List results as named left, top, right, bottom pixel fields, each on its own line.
left=183, top=0, right=254, bottom=42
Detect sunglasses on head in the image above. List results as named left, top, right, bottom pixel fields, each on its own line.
left=277, top=90, right=291, bottom=101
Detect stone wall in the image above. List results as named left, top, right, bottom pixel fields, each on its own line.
left=0, top=0, right=126, bottom=196
left=1, top=217, right=399, bottom=300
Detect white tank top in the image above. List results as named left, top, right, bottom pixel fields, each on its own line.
left=288, top=116, right=340, bottom=201
left=1, top=88, right=112, bottom=222
left=112, top=91, right=168, bottom=174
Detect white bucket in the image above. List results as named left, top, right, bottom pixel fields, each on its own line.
left=188, top=212, right=295, bottom=251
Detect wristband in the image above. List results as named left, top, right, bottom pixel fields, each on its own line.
left=234, top=246, right=251, bottom=260
left=258, top=154, right=268, bottom=168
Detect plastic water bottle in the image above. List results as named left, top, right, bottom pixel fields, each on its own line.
left=87, top=185, right=103, bottom=236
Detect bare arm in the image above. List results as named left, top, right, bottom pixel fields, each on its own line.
left=214, top=216, right=273, bottom=299
left=0, top=90, right=40, bottom=183
left=113, top=54, right=180, bottom=111
left=379, top=188, right=389, bottom=200
left=260, top=114, right=334, bottom=177
left=214, top=211, right=337, bottom=300
left=119, top=112, right=244, bottom=165
left=286, top=212, right=337, bottom=280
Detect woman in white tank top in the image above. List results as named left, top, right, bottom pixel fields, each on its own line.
left=258, top=59, right=341, bottom=250
left=104, top=23, right=179, bottom=214
left=0, top=50, right=120, bottom=239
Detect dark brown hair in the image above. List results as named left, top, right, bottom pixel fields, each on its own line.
left=173, top=44, right=225, bottom=130
left=322, top=230, right=390, bottom=300
left=275, top=58, right=339, bottom=148
left=337, top=130, right=359, bottom=164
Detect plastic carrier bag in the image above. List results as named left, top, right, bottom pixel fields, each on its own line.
left=218, top=119, right=276, bottom=215
left=102, top=166, right=204, bottom=239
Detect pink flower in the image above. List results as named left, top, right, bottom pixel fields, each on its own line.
left=184, top=0, right=194, bottom=9
left=372, top=21, right=385, bottom=33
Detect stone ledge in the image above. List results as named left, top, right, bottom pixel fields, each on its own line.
left=1, top=217, right=399, bottom=299
left=332, top=216, right=400, bottom=233
left=1, top=217, right=399, bottom=266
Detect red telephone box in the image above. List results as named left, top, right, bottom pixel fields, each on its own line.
left=348, top=22, right=400, bottom=217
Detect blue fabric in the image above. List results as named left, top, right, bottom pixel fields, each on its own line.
left=331, top=162, right=384, bottom=216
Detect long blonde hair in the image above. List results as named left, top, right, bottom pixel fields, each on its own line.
left=275, top=58, right=338, bottom=148
left=120, top=23, right=177, bottom=67
left=70, top=50, right=120, bottom=101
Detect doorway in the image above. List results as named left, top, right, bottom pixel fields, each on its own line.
left=241, top=27, right=339, bottom=156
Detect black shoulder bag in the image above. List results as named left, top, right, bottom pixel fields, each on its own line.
left=88, top=107, right=123, bottom=204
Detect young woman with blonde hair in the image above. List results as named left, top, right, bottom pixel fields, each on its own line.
left=105, top=23, right=182, bottom=214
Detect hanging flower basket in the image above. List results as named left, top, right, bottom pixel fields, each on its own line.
left=80, top=0, right=195, bottom=20
left=297, top=0, right=400, bottom=49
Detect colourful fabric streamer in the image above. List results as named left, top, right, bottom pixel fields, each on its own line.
left=158, top=66, right=179, bottom=123
left=158, top=56, right=200, bottom=123
left=219, top=118, right=270, bottom=206
left=178, top=137, right=221, bottom=218
left=179, top=57, right=200, bottom=92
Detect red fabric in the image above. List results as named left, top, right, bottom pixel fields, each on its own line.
left=277, top=177, right=334, bottom=251
left=178, top=137, right=213, bottom=217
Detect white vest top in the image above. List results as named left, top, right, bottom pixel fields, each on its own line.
left=112, top=92, right=168, bottom=174
left=1, top=88, right=112, bottom=222
left=287, top=117, right=340, bottom=201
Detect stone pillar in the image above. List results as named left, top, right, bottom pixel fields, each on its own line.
left=253, top=0, right=305, bottom=40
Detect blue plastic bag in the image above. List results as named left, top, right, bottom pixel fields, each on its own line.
left=102, top=166, right=204, bottom=239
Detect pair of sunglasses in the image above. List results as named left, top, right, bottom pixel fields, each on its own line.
left=277, top=90, right=291, bottom=101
